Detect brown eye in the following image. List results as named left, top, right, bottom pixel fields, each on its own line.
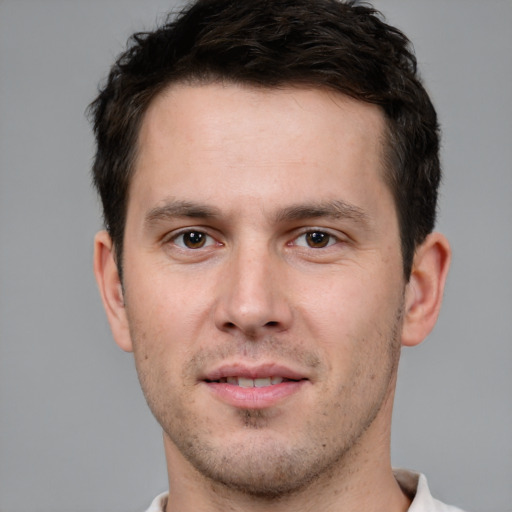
left=179, top=231, right=208, bottom=249
left=305, top=231, right=331, bottom=248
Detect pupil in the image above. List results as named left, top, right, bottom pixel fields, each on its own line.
left=185, top=232, right=205, bottom=248
left=307, top=231, right=329, bottom=248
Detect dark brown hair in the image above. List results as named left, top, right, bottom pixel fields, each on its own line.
left=89, top=0, right=440, bottom=279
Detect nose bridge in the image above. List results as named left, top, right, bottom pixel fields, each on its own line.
left=215, top=235, right=291, bottom=336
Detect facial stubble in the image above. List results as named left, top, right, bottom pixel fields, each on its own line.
left=130, top=304, right=405, bottom=500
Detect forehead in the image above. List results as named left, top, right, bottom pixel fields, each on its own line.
left=140, top=82, right=386, bottom=150
left=132, top=83, right=390, bottom=217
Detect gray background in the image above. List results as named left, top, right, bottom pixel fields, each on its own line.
left=1, top=1, right=511, bottom=511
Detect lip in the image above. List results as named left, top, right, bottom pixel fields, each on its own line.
left=201, top=362, right=309, bottom=409
left=202, top=362, right=307, bottom=382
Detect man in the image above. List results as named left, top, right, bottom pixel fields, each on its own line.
left=90, top=1, right=461, bottom=510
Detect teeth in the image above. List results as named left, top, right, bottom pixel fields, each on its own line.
left=238, top=377, right=254, bottom=388
left=254, top=378, right=271, bottom=388
left=223, top=376, right=285, bottom=387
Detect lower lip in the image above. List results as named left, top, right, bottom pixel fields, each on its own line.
left=204, top=381, right=306, bottom=409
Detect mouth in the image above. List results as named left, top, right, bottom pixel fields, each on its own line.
left=202, top=365, right=309, bottom=408
left=205, top=376, right=300, bottom=388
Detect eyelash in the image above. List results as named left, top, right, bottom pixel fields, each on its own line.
left=291, top=230, right=339, bottom=249
left=167, top=228, right=341, bottom=251
left=170, top=230, right=218, bottom=250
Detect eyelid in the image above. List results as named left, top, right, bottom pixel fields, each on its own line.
left=289, top=227, right=345, bottom=248
left=165, top=227, right=221, bottom=249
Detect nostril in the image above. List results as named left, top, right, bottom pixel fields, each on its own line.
left=265, top=321, right=279, bottom=327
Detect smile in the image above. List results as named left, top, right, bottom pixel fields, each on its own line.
left=203, top=366, right=308, bottom=409
left=209, top=376, right=286, bottom=388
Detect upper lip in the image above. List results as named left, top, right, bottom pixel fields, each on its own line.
left=201, top=363, right=308, bottom=382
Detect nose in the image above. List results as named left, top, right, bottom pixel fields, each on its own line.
left=214, top=241, right=293, bottom=338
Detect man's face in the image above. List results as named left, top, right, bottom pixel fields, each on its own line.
left=118, top=84, right=407, bottom=495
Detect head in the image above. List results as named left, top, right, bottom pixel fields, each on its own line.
left=89, top=0, right=440, bottom=281
left=91, top=0, right=450, bottom=503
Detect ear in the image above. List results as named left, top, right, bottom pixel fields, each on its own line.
left=93, top=230, right=134, bottom=352
left=401, top=232, right=451, bottom=347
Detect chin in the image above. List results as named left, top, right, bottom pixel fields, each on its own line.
left=171, top=427, right=349, bottom=499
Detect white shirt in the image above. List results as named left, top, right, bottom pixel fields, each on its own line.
left=143, top=470, right=467, bottom=512
left=394, top=469, right=466, bottom=512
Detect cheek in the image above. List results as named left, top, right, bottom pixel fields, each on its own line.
left=125, top=261, right=209, bottom=333
left=296, top=265, right=404, bottom=372
left=123, top=269, right=217, bottom=396
left=125, top=290, right=198, bottom=411
left=302, top=265, right=402, bottom=329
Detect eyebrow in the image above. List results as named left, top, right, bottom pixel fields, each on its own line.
left=273, top=200, right=369, bottom=225
left=144, top=199, right=222, bottom=227
left=144, top=198, right=369, bottom=228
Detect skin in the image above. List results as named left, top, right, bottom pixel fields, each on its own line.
left=94, top=83, right=450, bottom=512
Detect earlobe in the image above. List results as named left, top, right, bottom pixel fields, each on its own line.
left=401, top=232, right=451, bottom=347
left=93, top=230, right=134, bottom=352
